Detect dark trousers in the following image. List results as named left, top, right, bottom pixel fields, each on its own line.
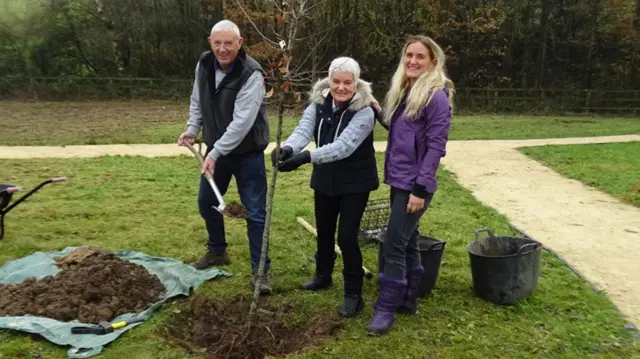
left=198, top=151, right=269, bottom=273
left=381, top=187, right=434, bottom=281
left=314, top=191, right=370, bottom=295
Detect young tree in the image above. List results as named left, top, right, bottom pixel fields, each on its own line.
left=231, top=0, right=328, bottom=325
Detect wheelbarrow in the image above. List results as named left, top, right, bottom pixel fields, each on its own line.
left=0, top=177, right=68, bottom=240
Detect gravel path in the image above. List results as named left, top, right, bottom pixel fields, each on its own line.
left=439, top=135, right=640, bottom=328
left=2, top=134, right=639, bottom=326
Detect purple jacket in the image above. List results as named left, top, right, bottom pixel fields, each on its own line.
left=384, top=88, right=452, bottom=196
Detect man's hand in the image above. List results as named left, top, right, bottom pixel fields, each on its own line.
left=271, top=146, right=293, bottom=167
left=178, top=132, right=196, bottom=146
left=278, top=151, right=311, bottom=172
left=406, top=194, right=425, bottom=214
left=202, top=156, right=216, bottom=177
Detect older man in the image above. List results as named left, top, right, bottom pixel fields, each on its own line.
left=178, top=20, right=271, bottom=294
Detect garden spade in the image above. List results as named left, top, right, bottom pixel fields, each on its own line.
left=183, top=142, right=248, bottom=219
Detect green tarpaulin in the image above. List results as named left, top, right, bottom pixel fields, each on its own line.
left=0, top=246, right=230, bottom=358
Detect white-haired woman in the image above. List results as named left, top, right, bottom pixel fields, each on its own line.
left=272, top=57, right=379, bottom=317
left=367, top=35, right=454, bottom=336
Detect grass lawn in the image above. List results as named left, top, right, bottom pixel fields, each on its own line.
left=1, top=100, right=639, bottom=146
left=0, top=155, right=637, bottom=358
left=520, top=141, right=640, bottom=207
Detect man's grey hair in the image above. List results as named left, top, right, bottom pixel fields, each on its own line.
left=210, top=20, right=241, bottom=37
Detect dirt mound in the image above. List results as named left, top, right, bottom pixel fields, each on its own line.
left=164, top=294, right=342, bottom=359
left=0, top=247, right=165, bottom=323
left=54, top=246, right=113, bottom=269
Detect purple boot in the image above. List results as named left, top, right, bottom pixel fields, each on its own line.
left=367, top=273, right=407, bottom=336
left=398, top=265, right=424, bottom=315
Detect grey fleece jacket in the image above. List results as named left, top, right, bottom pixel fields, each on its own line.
left=282, top=78, right=377, bottom=164
left=185, top=61, right=265, bottom=161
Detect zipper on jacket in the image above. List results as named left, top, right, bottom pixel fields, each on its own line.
left=316, top=110, right=347, bottom=147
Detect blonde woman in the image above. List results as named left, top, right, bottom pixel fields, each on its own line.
left=368, top=35, right=454, bottom=336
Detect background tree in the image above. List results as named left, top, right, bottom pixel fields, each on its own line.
left=1, top=0, right=639, bottom=111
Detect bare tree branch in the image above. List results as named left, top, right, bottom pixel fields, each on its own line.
left=233, top=0, right=281, bottom=47
left=302, top=0, right=330, bottom=15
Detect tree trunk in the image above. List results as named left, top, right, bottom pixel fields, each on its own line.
left=520, top=3, right=534, bottom=88
left=633, top=0, right=640, bottom=86
left=502, top=5, right=518, bottom=86
left=535, top=0, right=550, bottom=88
left=248, top=95, right=282, bottom=323
left=635, top=0, right=640, bottom=29
left=585, top=0, right=601, bottom=89
left=215, top=0, right=224, bottom=25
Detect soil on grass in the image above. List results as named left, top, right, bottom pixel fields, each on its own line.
left=0, top=247, right=165, bottom=323
left=164, top=294, right=342, bottom=359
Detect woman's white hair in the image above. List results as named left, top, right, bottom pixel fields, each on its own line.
left=210, top=20, right=241, bottom=37
left=328, top=57, right=360, bottom=83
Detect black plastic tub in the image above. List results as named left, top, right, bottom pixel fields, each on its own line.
left=467, top=228, right=542, bottom=305
left=417, top=235, right=446, bottom=297
left=377, top=233, right=446, bottom=297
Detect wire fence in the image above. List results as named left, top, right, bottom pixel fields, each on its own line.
left=454, top=87, right=640, bottom=114
left=2, top=76, right=640, bottom=115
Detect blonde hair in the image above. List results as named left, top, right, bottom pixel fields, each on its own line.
left=382, top=35, right=455, bottom=123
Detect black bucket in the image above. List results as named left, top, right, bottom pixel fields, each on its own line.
left=417, top=235, right=446, bottom=297
left=377, top=233, right=446, bottom=297
left=467, top=228, right=542, bottom=305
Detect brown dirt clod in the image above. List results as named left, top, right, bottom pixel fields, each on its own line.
left=163, top=294, right=342, bottom=359
left=0, top=247, right=165, bottom=323
left=223, top=201, right=249, bottom=219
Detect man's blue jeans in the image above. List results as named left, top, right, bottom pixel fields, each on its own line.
left=198, top=151, right=269, bottom=273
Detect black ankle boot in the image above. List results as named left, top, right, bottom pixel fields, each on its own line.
left=300, top=274, right=333, bottom=290
left=339, top=272, right=364, bottom=317
left=338, top=294, right=364, bottom=317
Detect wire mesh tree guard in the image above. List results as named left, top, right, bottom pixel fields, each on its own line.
left=357, top=198, right=390, bottom=244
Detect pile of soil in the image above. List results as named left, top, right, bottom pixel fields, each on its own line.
left=0, top=247, right=165, bottom=323
left=164, top=294, right=342, bottom=359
